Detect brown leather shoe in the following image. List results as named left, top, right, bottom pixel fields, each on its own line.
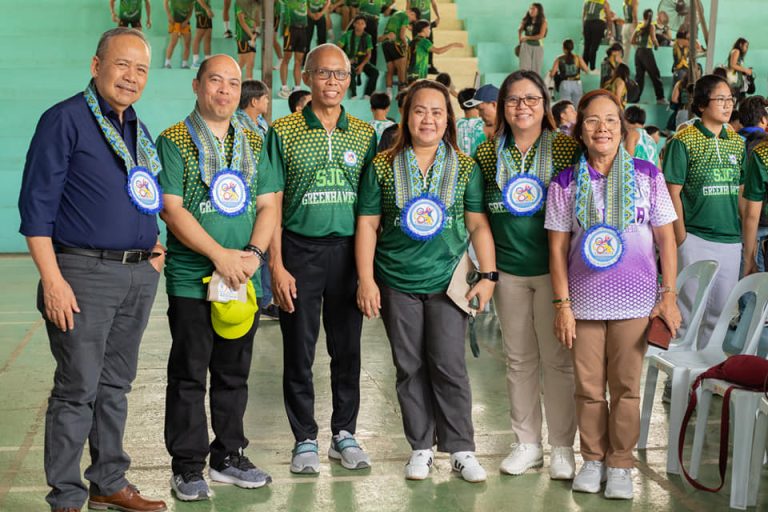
left=87, top=485, right=167, bottom=512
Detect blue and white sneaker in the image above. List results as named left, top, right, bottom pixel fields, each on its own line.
left=291, top=439, right=320, bottom=474
left=328, top=430, right=371, bottom=470
left=170, top=472, right=211, bottom=501
left=210, top=449, right=272, bottom=489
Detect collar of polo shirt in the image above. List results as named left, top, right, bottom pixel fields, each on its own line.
left=302, top=102, right=350, bottom=131
left=694, top=119, right=729, bottom=140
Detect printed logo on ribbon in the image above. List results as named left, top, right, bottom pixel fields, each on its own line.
left=401, top=195, right=446, bottom=241
left=210, top=170, right=248, bottom=216
left=582, top=224, right=624, bottom=271
left=502, top=174, right=546, bottom=216
left=127, top=167, right=162, bottom=215
left=343, top=150, right=358, bottom=167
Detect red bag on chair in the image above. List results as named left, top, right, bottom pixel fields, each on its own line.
left=677, top=355, right=768, bottom=491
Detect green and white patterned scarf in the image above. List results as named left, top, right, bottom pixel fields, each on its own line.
left=575, top=147, right=636, bottom=231
left=393, top=141, right=461, bottom=208
left=495, top=128, right=555, bottom=190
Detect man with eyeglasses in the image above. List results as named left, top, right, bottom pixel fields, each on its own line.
left=664, top=74, right=746, bottom=348
left=266, top=43, right=378, bottom=474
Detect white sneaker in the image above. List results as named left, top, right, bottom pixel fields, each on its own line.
left=450, top=451, right=487, bottom=483
left=548, top=446, right=576, bottom=480
left=278, top=86, right=291, bottom=99
left=404, top=449, right=433, bottom=480
left=572, top=460, right=606, bottom=493
left=499, top=443, right=543, bottom=475
left=605, top=467, right=634, bottom=499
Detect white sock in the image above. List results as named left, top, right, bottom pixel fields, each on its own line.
left=164, top=58, right=171, bottom=66
left=192, top=56, right=200, bottom=65
left=225, top=21, right=230, bottom=31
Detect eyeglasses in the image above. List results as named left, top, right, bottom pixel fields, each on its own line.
left=708, top=96, right=737, bottom=106
left=582, top=117, right=622, bottom=131
left=504, top=95, right=543, bottom=108
left=308, top=68, right=351, bottom=81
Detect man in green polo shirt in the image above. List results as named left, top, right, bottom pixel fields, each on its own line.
left=664, top=74, right=746, bottom=348
left=110, top=0, right=151, bottom=30
left=157, top=54, right=278, bottom=502
left=267, top=43, right=377, bottom=474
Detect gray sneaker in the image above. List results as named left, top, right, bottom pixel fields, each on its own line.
left=210, top=450, right=271, bottom=489
left=170, top=472, right=211, bottom=501
left=328, top=430, right=371, bottom=470
left=291, top=439, right=320, bottom=474
left=572, top=460, right=607, bottom=493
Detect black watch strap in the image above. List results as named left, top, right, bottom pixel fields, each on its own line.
left=478, top=271, right=499, bottom=282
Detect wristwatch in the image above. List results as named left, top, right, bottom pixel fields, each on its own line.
left=478, top=271, right=499, bottom=282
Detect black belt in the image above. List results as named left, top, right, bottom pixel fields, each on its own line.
left=55, top=246, right=158, bottom=264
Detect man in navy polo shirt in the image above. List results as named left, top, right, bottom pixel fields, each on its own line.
left=18, top=28, right=166, bottom=512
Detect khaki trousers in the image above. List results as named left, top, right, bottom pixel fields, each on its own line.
left=572, top=317, right=649, bottom=468
left=494, top=272, right=576, bottom=446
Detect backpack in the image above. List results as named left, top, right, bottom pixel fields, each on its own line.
left=626, top=78, right=641, bottom=103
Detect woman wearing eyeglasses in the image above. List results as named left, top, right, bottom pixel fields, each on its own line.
left=663, top=74, right=746, bottom=349
left=356, top=80, right=497, bottom=483
left=474, top=70, right=580, bottom=479
left=545, top=89, right=680, bottom=500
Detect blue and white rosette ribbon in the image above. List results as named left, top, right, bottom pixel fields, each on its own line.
left=210, top=169, right=249, bottom=217
left=581, top=223, right=625, bottom=271
left=400, top=194, right=447, bottom=241
left=126, top=166, right=163, bottom=215
left=502, top=174, right=546, bottom=216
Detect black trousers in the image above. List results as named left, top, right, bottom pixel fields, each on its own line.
left=280, top=230, right=363, bottom=442
left=635, top=47, right=665, bottom=101
left=165, top=296, right=259, bottom=474
left=307, top=14, right=327, bottom=46
left=364, top=15, right=379, bottom=66
left=583, top=19, right=606, bottom=70
left=351, top=62, right=380, bottom=97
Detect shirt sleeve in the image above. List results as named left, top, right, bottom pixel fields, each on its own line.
left=156, top=135, right=185, bottom=197
left=463, top=163, right=485, bottom=213
left=255, top=141, right=280, bottom=195
left=265, top=127, right=286, bottom=192
left=18, top=107, right=76, bottom=237
left=649, top=170, right=678, bottom=226
left=743, top=150, right=768, bottom=202
left=739, top=144, right=747, bottom=185
left=421, top=38, right=433, bottom=53
left=544, top=180, right=574, bottom=232
left=661, top=138, right=689, bottom=185
left=356, top=160, right=382, bottom=216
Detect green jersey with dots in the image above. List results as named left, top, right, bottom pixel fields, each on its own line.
left=156, top=122, right=279, bottom=299
left=170, top=0, right=195, bottom=21
left=475, top=132, right=579, bottom=276
left=456, top=117, right=486, bottom=158
left=409, top=0, right=431, bottom=20
left=741, top=141, right=768, bottom=219
left=283, top=0, right=308, bottom=27
left=119, top=0, right=142, bottom=22
left=663, top=120, right=746, bottom=243
left=357, top=151, right=485, bottom=294
left=267, top=105, right=377, bottom=238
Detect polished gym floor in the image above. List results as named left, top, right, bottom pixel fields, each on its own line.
left=0, top=255, right=764, bottom=511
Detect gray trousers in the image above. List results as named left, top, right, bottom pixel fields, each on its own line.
left=40, top=253, right=159, bottom=509
left=379, top=284, right=475, bottom=453
left=519, top=43, right=544, bottom=74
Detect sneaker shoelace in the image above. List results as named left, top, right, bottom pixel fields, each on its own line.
left=582, top=461, right=603, bottom=474
left=180, top=471, right=204, bottom=483
left=227, top=453, right=257, bottom=471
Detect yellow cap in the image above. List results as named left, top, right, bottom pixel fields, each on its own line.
left=208, top=279, right=259, bottom=340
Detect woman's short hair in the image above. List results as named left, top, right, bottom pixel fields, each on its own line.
left=624, top=105, right=647, bottom=125
left=691, top=74, right=730, bottom=116
left=739, top=95, right=768, bottom=128
left=573, top=89, right=628, bottom=152
left=494, top=70, right=556, bottom=137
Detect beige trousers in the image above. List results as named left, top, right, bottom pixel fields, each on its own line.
left=494, top=272, right=576, bottom=447
left=572, top=317, right=649, bottom=468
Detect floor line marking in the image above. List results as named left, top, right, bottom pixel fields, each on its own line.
left=0, top=398, right=47, bottom=507
left=0, top=318, right=43, bottom=375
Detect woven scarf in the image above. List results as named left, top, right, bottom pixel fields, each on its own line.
left=495, top=129, right=555, bottom=190
left=83, top=82, right=161, bottom=176
left=184, top=107, right=256, bottom=186
left=235, top=108, right=268, bottom=138
left=574, top=147, right=636, bottom=231
left=393, top=142, right=460, bottom=208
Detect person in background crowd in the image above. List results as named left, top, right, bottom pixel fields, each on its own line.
left=464, top=84, right=499, bottom=141
left=739, top=96, right=768, bottom=274
left=358, top=0, right=395, bottom=67
left=369, top=92, right=396, bottom=144
left=435, top=72, right=459, bottom=99
left=288, top=89, right=312, bottom=112
left=164, top=0, right=195, bottom=69
left=518, top=3, right=548, bottom=74
left=632, top=9, right=666, bottom=105
left=18, top=27, right=168, bottom=512
left=378, top=89, right=408, bottom=151
left=380, top=7, right=418, bottom=99
left=546, top=89, right=679, bottom=500
left=605, top=63, right=630, bottom=108
left=237, top=80, right=270, bottom=140
left=235, top=0, right=260, bottom=79
left=407, top=21, right=463, bottom=83
left=474, top=70, right=579, bottom=481
left=582, top=0, right=613, bottom=70
left=672, top=30, right=690, bottom=83
left=111, top=0, right=152, bottom=30
left=407, top=0, right=441, bottom=74
left=223, top=0, right=233, bottom=37
left=191, top=0, right=214, bottom=68
left=624, top=105, right=658, bottom=165
left=654, top=10, right=673, bottom=47
left=664, top=74, right=745, bottom=349
left=727, top=38, right=752, bottom=100
left=670, top=67, right=691, bottom=128
left=337, top=15, right=379, bottom=99
left=549, top=39, right=590, bottom=105
left=739, top=96, right=768, bottom=154
left=279, top=0, right=310, bottom=98
left=552, top=99, right=577, bottom=136
left=356, top=79, right=496, bottom=483
left=308, top=0, right=332, bottom=46
left=645, top=125, right=661, bottom=145
left=339, top=0, right=360, bottom=32
left=619, top=0, right=637, bottom=63
left=456, top=87, right=486, bottom=157
left=600, top=43, right=623, bottom=89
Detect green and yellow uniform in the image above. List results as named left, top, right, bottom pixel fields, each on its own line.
left=384, top=10, right=410, bottom=43
left=267, top=106, right=377, bottom=237
left=359, top=0, right=385, bottom=17
left=408, top=36, right=432, bottom=80
left=308, top=0, right=325, bottom=12
left=169, top=0, right=195, bottom=22
left=409, top=0, right=432, bottom=21
left=194, top=0, right=210, bottom=17
left=235, top=5, right=255, bottom=41
left=118, top=0, right=142, bottom=22
left=583, top=0, right=607, bottom=21
left=338, top=30, right=373, bottom=63
left=283, top=0, right=308, bottom=27
left=742, top=141, right=768, bottom=218
left=635, top=22, right=654, bottom=48
left=156, top=123, right=279, bottom=299
left=357, top=151, right=484, bottom=294
left=475, top=132, right=579, bottom=276
left=456, top=117, right=486, bottom=158
left=663, top=120, right=746, bottom=243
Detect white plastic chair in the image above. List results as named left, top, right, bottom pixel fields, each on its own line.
left=638, top=260, right=720, bottom=447
left=747, top=397, right=768, bottom=508
left=637, top=273, right=768, bottom=475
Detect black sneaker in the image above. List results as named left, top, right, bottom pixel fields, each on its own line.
left=224, top=29, right=233, bottom=39
left=262, top=303, right=280, bottom=320
left=210, top=451, right=272, bottom=489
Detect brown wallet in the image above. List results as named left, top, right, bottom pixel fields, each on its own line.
left=647, top=316, right=673, bottom=350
